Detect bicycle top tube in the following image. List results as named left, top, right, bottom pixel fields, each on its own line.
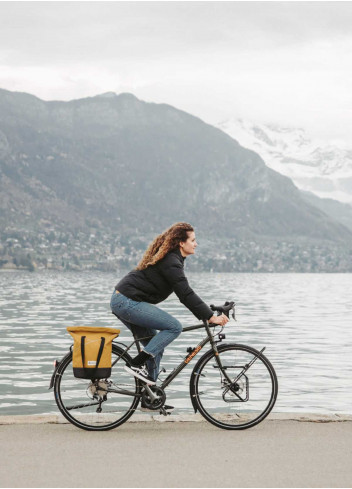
left=113, top=321, right=208, bottom=345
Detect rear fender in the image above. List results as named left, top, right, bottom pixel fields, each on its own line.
left=48, top=350, right=72, bottom=389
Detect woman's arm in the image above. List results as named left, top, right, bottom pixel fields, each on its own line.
left=161, top=257, right=213, bottom=320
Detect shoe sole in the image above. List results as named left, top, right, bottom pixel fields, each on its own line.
left=124, top=365, right=156, bottom=385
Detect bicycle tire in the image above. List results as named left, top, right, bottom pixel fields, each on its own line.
left=190, top=343, right=278, bottom=430
left=54, top=344, right=140, bottom=431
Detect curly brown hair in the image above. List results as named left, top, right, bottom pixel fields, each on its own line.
left=136, top=222, right=194, bottom=270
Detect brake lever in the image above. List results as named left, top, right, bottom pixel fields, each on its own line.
left=217, top=310, right=230, bottom=319
left=211, top=301, right=236, bottom=320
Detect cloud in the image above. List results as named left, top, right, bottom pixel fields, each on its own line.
left=0, top=2, right=351, bottom=142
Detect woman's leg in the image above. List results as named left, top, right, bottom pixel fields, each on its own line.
left=110, top=291, right=180, bottom=378
left=110, top=291, right=182, bottom=357
left=126, top=301, right=182, bottom=357
left=117, top=317, right=163, bottom=381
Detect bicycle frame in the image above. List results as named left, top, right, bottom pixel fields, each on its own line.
left=107, top=320, right=236, bottom=397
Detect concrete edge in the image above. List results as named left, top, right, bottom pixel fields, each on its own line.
left=1, top=413, right=351, bottom=425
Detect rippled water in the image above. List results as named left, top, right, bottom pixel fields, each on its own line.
left=0, top=271, right=351, bottom=416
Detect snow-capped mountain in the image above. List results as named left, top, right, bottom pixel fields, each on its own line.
left=217, top=119, right=352, bottom=204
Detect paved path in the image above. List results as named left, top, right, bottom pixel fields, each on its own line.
left=0, top=418, right=351, bottom=487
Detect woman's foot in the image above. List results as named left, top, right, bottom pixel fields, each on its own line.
left=130, top=350, right=153, bottom=367
left=124, top=365, right=156, bottom=385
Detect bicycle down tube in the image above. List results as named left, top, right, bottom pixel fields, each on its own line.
left=160, top=325, right=212, bottom=389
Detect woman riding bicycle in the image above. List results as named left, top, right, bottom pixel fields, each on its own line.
left=110, top=222, right=229, bottom=401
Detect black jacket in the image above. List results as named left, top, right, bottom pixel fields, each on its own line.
left=115, top=248, right=213, bottom=320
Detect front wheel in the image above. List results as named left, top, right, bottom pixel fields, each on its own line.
left=190, top=344, right=278, bottom=430
left=54, top=344, right=141, bottom=431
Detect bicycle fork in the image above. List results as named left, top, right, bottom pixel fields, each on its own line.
left=221, top=347, right=266, bottom=396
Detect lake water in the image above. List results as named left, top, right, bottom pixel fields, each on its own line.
left=0, top=271, right=351, bottom=416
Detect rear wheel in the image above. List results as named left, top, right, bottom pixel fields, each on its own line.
left=190, top=343, right=278, bottom=430
left=54, top=344, right=140, bottom=431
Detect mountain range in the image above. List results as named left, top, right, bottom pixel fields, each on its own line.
left=1, top=87, right=350, bottom=244
left=1, top=87, right=352, bottom=274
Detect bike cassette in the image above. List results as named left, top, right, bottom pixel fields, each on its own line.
left=88, top=380, right=109, bottom=400
left=141, top=386, right=166, bottom=410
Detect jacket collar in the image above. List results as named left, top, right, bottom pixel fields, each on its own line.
left=173, top=247, right=186, bottom=261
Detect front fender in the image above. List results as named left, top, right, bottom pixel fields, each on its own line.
left=188, top=343, right=238, bottom=413
left=189, top=347, right=218, bottom=413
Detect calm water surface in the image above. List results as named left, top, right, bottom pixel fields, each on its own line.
left=0, top=271, right=351, bottom=416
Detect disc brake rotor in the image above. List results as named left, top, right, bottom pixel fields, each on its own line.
left=222, top=373, right=249, bottom=402
left=228, top=377, right=245, bottom=396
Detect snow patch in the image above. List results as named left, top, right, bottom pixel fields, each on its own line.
left=217, top=118, right=352, bottom=204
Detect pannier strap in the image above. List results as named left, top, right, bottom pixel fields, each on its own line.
left=80, top=336, right=106, bottom=377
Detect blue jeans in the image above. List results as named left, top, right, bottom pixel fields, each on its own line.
left=110, top=291, right=182, bottom=381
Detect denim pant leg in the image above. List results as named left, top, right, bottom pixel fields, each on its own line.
left=126, top=301, right=182, bottom=358
left=117, top=317, right=163, bottom=381
left=110, top=291, right=181, bottom=380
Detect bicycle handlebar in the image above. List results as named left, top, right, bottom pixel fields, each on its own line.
left=210, top=301, right=236, bottom=320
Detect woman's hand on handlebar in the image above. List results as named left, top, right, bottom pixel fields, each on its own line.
left=208, top=313, right=229, bottom=326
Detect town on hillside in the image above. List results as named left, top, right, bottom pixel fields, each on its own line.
left=1, top=225, right=351, bottom=273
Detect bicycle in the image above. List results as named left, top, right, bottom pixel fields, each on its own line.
left=49, top=301, right=278, bottom=431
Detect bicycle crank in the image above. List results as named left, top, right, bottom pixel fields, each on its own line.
left=142, top=385, right=166, bottom=410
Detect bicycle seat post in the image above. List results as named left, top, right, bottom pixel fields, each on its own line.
left=132, top=330, right=142, bottom=353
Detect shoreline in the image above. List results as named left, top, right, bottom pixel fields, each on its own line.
left=1, top=412, right=351, bottom=425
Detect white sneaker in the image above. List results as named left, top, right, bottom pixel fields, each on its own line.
left=124, top=365, right=156, bottom=385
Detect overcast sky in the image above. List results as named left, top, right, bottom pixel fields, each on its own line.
left=0, top=1, right=351, bottom=145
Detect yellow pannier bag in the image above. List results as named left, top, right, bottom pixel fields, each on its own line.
left=67, top=326, right=120, bottom=379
